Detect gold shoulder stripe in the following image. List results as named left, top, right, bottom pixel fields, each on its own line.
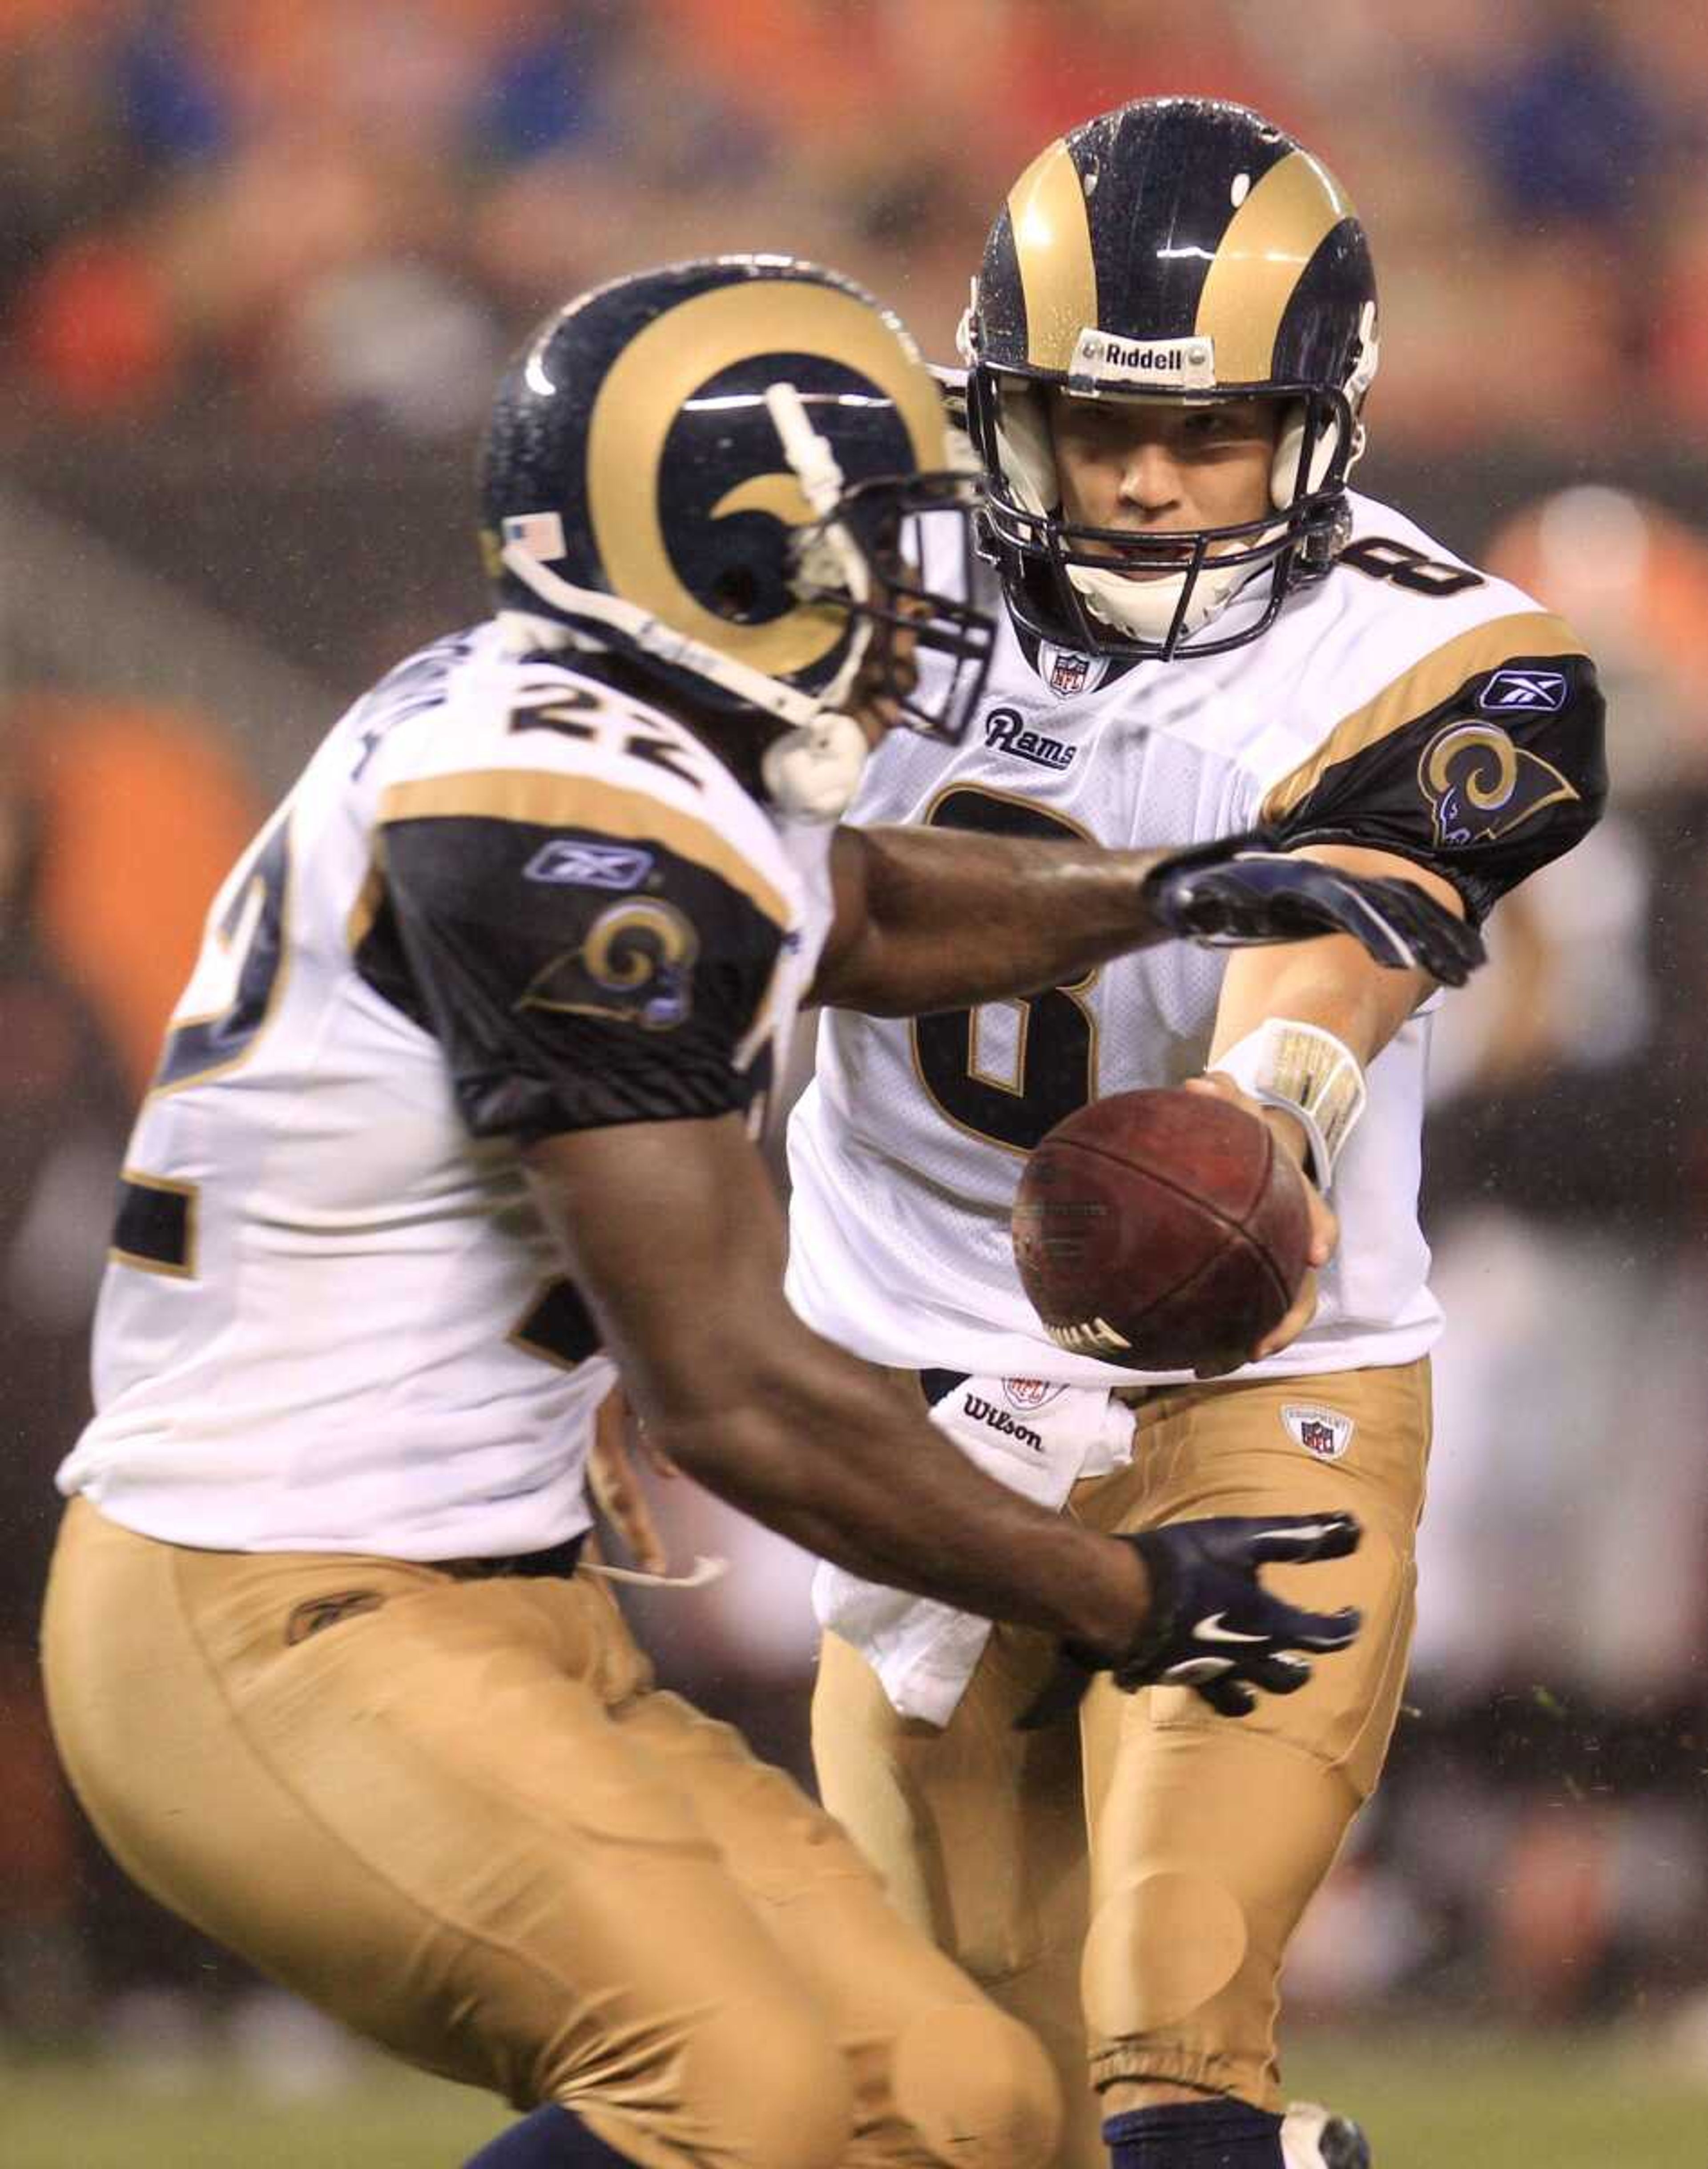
left=1007, top=137, right=1097, bottom=372
left=1195, top=149, right=1358, bottom=383
left=378, top=770, right=791, bottom=929
left=1262, top=611, right=1582, bottom=822
left=346, top=860, right=386, bottom=954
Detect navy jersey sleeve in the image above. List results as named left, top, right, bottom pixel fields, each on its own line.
left=363, top=771, right=787, bottom=1143
left=1261, top=615, right=1608, bottom=925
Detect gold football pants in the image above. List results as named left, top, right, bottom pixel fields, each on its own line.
left=43, top=1498, right=1059, bottom=2169
left=812, top=1360, right=1430, bottom=2155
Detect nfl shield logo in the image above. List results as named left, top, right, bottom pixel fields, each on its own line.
left=1049, top=650, right=1091, bottom=696
left=1003, top=1377, right=1065, bottom=1412
left=1281, top=1403, right=1355, bottom=1462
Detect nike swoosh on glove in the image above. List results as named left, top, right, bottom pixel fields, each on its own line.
left=1018, top=1510, right=1363, bottom=1729
left=1142, top=834, right=1486, bottom=987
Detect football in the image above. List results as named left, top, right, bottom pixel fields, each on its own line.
left=1010, top=1087, right=1312, bottom=1371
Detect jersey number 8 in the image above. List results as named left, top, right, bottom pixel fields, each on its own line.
left=910, top=786, right=1099, bottom=1155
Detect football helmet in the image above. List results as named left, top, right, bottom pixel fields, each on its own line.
left=962, top=97, right=1379, bottom=661
left=480, top=256, right=993, bottom=819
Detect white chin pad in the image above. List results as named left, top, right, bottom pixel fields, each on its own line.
left=760, top=711, right=870, bottom=822
left=1068, top=558, right=1248, bottom=642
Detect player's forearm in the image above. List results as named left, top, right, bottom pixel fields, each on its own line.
left=818, top=825, right=1171, bottom=1014
left=639, top=1340, right=1149, bottom=1655
left=1209, top=842, right=1461, bottom=1068
left=1210, top=935, right=1425, bottom=1073
left=525, top=1120, right=1145, bottom=1653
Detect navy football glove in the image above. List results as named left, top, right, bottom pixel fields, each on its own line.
left=1019, top=1510, right=1363, bottom=1727
left=1143, top=834, right=1486, bottom=988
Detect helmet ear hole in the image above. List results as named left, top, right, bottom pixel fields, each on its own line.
left=709, top=565, right=764, bottom=621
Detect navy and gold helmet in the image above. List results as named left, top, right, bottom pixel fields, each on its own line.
left=963, top=97, right=1379, bottom=661
left=480, top=256, right=992, bottom=817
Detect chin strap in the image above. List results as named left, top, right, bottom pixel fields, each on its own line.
left=501, top=539, right=819, bottom=725
left=503, top=540, right=874, bottom=823
left=758, top=384, right=879, bottom=819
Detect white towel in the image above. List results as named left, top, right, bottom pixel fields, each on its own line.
left=813, top=1373, right=1136, bottom=1725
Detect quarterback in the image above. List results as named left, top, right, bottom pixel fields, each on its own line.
left=38, top=257, right=1475, bottom=2169
left=788, top=102, right=1607, bottom=2169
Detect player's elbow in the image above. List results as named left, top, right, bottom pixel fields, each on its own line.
left=642, top=1397, right=801, bottom=1516
left=629, top=1328, right=804, bottom=1483
left=636, top=1320, right=850, bottom=1507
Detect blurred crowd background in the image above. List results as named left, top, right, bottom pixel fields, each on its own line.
left=5, top=0, right=1708, bottom=2107
left=9, top=0, right=1708, bottom=446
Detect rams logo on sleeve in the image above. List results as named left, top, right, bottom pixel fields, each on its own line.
left=1418, top=721, right=1580, bottom=850
left=520, top=899, right=700, bottom=1030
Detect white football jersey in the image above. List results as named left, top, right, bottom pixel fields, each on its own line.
left=788, top=490, right=1604, bottom=1384
left=61, top=621, right=833, bottom=1557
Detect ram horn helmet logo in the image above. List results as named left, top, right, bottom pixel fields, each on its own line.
left=585, top=278, right=945, bottom=677
left=1419, top=720, right=1579, bottom=849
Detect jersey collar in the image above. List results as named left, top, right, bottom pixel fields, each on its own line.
left=1014, top=623, right=1139, bottom=700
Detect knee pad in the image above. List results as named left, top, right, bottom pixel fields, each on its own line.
left=892, top=2002, right=1061, bottom=2169
left=1080, top=1869, right=1248, bottom=2040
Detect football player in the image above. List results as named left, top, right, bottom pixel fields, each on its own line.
left=787, top=102, right=1608, bottom=2169
left=41, top=255, right=1479, bottom=2169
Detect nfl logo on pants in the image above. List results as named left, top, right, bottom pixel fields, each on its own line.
left=1282, top=1404, right=1354, bottom=1461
